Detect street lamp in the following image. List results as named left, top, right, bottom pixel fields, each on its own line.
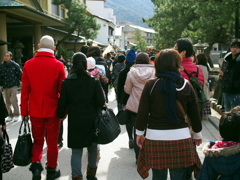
left=193, top=40, right=209, bottom=54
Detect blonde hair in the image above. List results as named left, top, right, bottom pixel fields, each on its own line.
left=39, top=35, right=54, bottom=49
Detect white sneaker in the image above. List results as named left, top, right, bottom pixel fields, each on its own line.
left=13, top=116, right=19, bottom=122
left=5, top=116, right=13, bottom=122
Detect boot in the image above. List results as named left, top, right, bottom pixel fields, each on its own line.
left=72, top=175, right=83, bottom=180
left=29, top=162, right=43, bottom=180
left=86, top=166, right=98, bottom=180
left=45, top=166, right=61, bottom=180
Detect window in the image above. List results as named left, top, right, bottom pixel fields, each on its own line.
left=81, top=0, right=86, bottom=4
left=60, top=7, right=65, bottom=18
left=52, top=3, right=58, bottom=16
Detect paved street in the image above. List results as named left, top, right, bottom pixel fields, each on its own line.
left=3, top=89, right=220, bottom=180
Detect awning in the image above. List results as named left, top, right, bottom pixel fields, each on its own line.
left=0, top=0, right=68, bottom=26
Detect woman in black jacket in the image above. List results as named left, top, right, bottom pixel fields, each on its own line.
left=0, top=89, right=7, bottom=180
left=57, top=53, right=105, bottom=180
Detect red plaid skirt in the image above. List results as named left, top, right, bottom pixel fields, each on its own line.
left=137, top=138, right=202, bottom=179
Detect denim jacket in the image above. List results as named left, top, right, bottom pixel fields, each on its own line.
left=197, top=142, right=240, bottom=180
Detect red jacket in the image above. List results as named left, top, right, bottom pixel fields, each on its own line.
left=21, top=51, right=66, bottom=117
left=180, top=57, right=204, bottom=86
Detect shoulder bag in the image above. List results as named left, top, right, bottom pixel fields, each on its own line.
left=1, top=129, right=14, bottom=173
left=94, top=107, right=121, bottom=144
left=13, top=120, right=32, bottom=166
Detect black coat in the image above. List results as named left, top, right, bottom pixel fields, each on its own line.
left=0, top=90, right=7, bottom=125
left=221, top=52, right=240, bottom=94
left=117, top=66, right=130, bottom=104
left=57, top=73, right=105, bottom=148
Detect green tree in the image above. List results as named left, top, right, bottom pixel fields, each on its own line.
left=134, top=28, right=148, bottom=52
left=147, top=0, right=237, bottom=67
left=52, top=0, right=100, bottom=52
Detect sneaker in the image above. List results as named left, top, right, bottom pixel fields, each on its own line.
left=13, top=116, right=19, bottom=122
left=5, top=116, right=13, bottom=122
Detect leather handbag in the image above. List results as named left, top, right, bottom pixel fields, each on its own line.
left=1, top=130, right=14, bottom=173
left=94, top=108, right=121, bottom=144
left=13, top=120, right=32, bottom=166
left=116, top=109, right=130, bottom=125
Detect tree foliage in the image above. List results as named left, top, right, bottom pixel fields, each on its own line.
left=134, top=29, right=148, bottom=52
left=147, top=0, right=238, bottom=66
left=52, top=0, right=100, bottom=52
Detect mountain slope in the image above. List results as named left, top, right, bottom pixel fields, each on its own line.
left=104, top=0, right=154, bottom=27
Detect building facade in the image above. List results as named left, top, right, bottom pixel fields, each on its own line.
left=0, top=0, right=90, bottom=64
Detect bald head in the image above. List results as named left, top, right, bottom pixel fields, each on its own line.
left=39, top=35, right=55, bottom=49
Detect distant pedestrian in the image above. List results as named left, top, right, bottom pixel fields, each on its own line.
left=117, top=49, right=135, bottom=148
left=196, top=53, right=211, bottom=119
left=220, top=39, right=240, bottom=112
left=136, top=49, right=202, bottom=180
left=21, top=35, right=66, bottom=180
left=66, top=60, right=72, bottom=73
left=0, top=51, right=22, bottom=122
left=80, top=45, right=89, bottom=56
left=87, top=46, right=111, bottom=103
left=57, top=52, right=105, bottom=180
left=124, top=52, right=155, bottom=163
left=112, top=54, right=125, bottom=96
left=105, top=52, right=113, bottom=70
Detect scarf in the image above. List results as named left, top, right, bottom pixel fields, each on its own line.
left=156, top=72, right=181, bottom=123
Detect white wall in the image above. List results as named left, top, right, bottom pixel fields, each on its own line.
left=95, top=18, right=109, bottom=45
left=87, top=1, right=116, bottom=24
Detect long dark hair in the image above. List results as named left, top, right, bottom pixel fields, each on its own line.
left=70, top=52, right=90, bottom=78
left=196, top=53, right=210, bottom=71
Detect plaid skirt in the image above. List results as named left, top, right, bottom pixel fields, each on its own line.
left=137, top=138, right=202, bottom=179
left=203, top=101, right=211, bottom=115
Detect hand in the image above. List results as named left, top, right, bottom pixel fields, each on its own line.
left=2, top=125, right=6, bottom=130
left=219, top=70, right=224, bottom=76
left=60, top=115, right=67, bottom=121
left=22, top=116, right=29, bottom=121
left=136, top=135, right=145, bottom=149
left=194, top=139, right=202, bottom=146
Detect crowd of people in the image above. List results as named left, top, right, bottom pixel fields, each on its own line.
left=0, top=35, right=239, bottom=180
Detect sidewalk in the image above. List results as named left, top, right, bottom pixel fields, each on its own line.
left=207, top=107, right=221, bottom=131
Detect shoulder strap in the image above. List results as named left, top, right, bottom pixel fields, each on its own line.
left=176, top=100, right=191, bottom=128
left=183, top=68, right=190, bottom=78
left=150, top=79, right=160, bottom=95
left=196, top=66, right=199, bottom=78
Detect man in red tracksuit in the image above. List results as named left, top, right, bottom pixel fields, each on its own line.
left=21, top=35, right=66, bottom=180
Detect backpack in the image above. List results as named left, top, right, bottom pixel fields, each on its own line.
left=184, top=66, right=207, bottom=112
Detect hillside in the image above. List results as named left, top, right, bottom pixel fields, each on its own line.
left=104, top=0, right=155, bottom=27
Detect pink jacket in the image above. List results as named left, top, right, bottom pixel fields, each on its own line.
left=180, top=57, right=204, bottom=86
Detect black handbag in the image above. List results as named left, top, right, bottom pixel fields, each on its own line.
left=94, top=108, right=121, bottom=144
left=116, top=109, right=130, bottom=125
left=13, top=120, right=32, bottom=166
left=1, top=130, right=14, bottom=173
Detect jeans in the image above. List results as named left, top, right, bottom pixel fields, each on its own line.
left=71, top=142, right=98, bottom=176
left=152, top=167, right=188, bottom=180
left=223, top=93, right=240, bottom=112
